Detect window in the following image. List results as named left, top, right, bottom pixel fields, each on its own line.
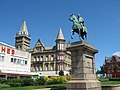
left=14, top=58, right=16, bottom=63
left=17, top=59, right=20, bottom=64
left=57, top=44, right=59, bottom=50
left=36, top=66, right=38, bottom=71
left=36, top=47, right=41, bottom=52
left=57, top=55, right=60, bottom=60
left=40, top=56, right=43, bottom=61
left=57, top=64, right=60, bottom=70
left=60, top=44, right=62, bottom=50
left=11, top=58, right=13, bottom=62
left=25, top=61, right=27, bottom=64
left=21, top=60, right=24, bottom=64
left=45, top=64, right=48, bottom=71
left=2, top=56, right=4, bottom=60
left=58, top=55, right=64, bottom=60
left=34, top=57, right=36, bottom=61
left=51, top=55, right=54, bottom=61
left=46, top=56, right=48, bottom=61
left=10, top=57, right=27, bottom=65
left=60, top=56, right=62, bottom=60
left=37, top=56, right=40, bottom=61
left=60, top=44, right=64, bottom=50
left=50, top=64, right=54, bottom=70
left=60, top=64, right=62, bottom=70
left=0, top=55, right=4, bottom=61
left=58, top=44, right=64, bottom=50
left=40, top=65, right=43, bottom=71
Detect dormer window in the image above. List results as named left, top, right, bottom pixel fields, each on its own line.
left=36, top=47, right=41, bottom=52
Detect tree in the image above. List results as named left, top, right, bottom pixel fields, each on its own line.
left=59, top=70, right=64, bottom=76
left=96, top=69, right=102, bottom=74
left=100, top=66, right=105, bottom=75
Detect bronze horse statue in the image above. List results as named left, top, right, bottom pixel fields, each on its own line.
left=69, top=14, right=87, bottom=40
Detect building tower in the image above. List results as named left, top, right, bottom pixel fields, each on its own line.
left=56, top=28, right=66, bottom=71
left=15, top=20, right=31, bottom=51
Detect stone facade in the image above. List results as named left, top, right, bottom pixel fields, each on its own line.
left=31, top=29, right=71, bottom=76
left=15, top=21, right=71, bottom=76
left=15, top=20, right=31, bottom=51
left=66, top=41, right=101, bottom=90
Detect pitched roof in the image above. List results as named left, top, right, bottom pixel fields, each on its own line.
left=34, top=39, right=45, bottom=48
left=56, top=28, right=64, bottom=40
left=19, top=20, right=29, bottom=35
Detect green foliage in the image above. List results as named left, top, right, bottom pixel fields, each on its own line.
left=46, top=78, right=54, bottom=85
left=0, top=78, right=34, bottom=87
left=0, top=76, right=71, bottom=88
left=65, top=76, right=71, bottom=81
left=21, top=78, right=34, bottom=86
left=59, top=70, right=64, bottom=76
left=34, top=76, right=47, bottom=85
left=0, top=83, right=10, bottom=89
left=8, top=83, right=21, bottom=87
left=109, top=78, right=120, bottom=81
left=99, top=78, right=109, bottom=82
left=1, top=84, right=66, bottom=90
left=46, top=76, right=67, bottom=85
left=96, top=69, right=102, bottom=74
left=0, top=79, right=22, bottom=87
left=101, top=81, right=120, bottom=85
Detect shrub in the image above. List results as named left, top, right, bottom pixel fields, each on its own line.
left=0, top=79, right=22, bottom=86
left=99, top=78, right=109, bottom=82
left=0, top=83, right=10, bottom=89
left=34, top=76, right=47, bottom=85
left=65, top=76, right=71, bottom=81
left=21, top=78, right=34, bottom=86
left=46, top=76, right=67, bottom=85
left=59, top=70, right=64, bottom=76
left=46, top=78, right=54, bottom=85
left=8, top=83, right=21, bottom=87
left=109, top=78, right=120, bottom=81
left=59, top=76, right=67, bottom=84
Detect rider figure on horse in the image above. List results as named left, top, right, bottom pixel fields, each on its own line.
left=69, top=14, right=87, bottom=40
left=77, top=14, right=87, bottom=34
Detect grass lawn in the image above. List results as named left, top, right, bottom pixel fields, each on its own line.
left=99, top=78, right=120, bottom=85
left=101, top=81, right=120, bottom=85
left=1, top=84, right=66, bottom=90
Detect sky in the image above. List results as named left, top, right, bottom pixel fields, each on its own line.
left=0, top=0, right=120, bottom=70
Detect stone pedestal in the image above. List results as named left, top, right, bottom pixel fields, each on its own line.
left=66, top=41, right=101, bottom=90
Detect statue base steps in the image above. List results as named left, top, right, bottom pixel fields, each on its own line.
left=67, top=79, right=101, bottom=90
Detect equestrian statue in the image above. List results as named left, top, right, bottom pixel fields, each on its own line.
left=69, top=14, right=87, bottom=40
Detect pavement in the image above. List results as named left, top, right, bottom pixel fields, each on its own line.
left=112, top=87, right=120, bottom=90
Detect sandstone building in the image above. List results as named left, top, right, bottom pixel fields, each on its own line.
left=31, top=28, right=71, bottom=76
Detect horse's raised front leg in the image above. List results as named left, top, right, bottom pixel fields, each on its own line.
left=71, top=30, right=74, bottom=39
